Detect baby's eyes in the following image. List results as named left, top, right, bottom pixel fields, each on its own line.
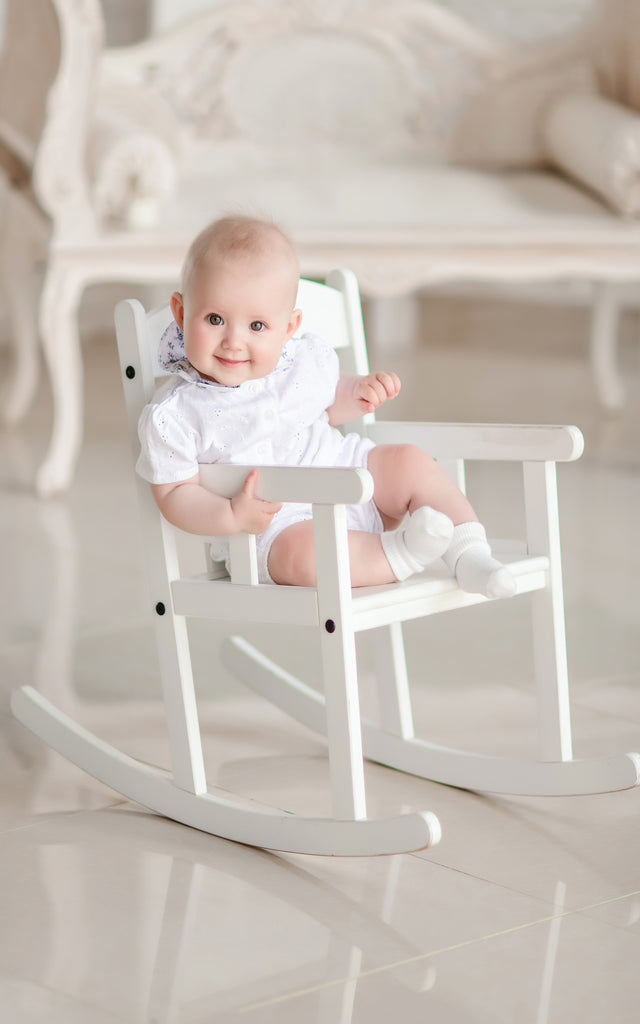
left=206, top=315, right=266, bottom=332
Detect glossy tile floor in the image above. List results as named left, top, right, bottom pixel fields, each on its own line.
left=2, top=294, right=640, bottom=1022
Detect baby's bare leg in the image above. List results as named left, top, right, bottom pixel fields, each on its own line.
left=268, top=520, right=395, bottom=588
left=268, top=445, right=515, bottom=596
left=268, top=445, right=471, bottom=588
left=369, top=444, right=516, bottom=598
left=366, top=444, right=476, bottom=526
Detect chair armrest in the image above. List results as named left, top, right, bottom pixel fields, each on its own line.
left=198, top=464, right=374, bottom=505
left=198, top=464, right=372, bottom=587
left=541, top=92, right=640, bottom=217
left=366, top=422, right=584, bottom=462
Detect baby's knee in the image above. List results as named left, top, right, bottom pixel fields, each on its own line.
left=375, top=443, right=435, bottom=477
left=268, top=524, right=317, bottom=587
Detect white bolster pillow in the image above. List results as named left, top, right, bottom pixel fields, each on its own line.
left=89, top=111, right=178, bottom=228
left=542, top=92, right=640, bottom=217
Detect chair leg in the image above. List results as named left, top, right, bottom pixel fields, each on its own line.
left=313, top=504, right=367, bottom=820
left=0, top=217, right=42, bottom=425
left=523, top=461, right=573, bottom=763
left=590, top=283, right=624, bottom=410
left=370, top=623, right=415, bottom=740
left=364, top=294, right=420, bottom=355
left=149, top=519, right=208, bottom=796
left=35, top=263, right=86, bottom=495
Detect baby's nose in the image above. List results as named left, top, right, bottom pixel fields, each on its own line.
left=221, top=324, right=244, bottom=349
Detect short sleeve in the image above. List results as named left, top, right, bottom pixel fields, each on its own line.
left=136, top=395, right=200, bottom=483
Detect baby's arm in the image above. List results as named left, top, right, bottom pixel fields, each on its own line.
left=151, top=468, right=282, bottom=536
left=327, top=372, right=401, bottom=425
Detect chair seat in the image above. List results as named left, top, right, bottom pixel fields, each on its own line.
left=350, top=546, right=548, bottom=630
left=171, top=542, right=548, bottom=631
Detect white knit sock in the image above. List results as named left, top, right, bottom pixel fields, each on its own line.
left=381, top=506, right=454, bottom=582
left=443, top=522, right=516, bottom=599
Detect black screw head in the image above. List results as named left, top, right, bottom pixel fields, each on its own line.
left=155, top=602, right=166, bottom=616
left=325, top=619, right=336, bottom=633
left=125, top=365, right=136, bottom=379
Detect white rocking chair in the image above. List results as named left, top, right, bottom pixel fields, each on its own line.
left=12, top=270, right=639, bottom=856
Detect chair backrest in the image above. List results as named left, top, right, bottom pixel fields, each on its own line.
left=116, top=270, right=372, bottom=465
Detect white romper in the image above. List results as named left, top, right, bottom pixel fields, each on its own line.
left=136, top=322, right=381, bottom=582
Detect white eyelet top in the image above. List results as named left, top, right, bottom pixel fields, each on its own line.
left=136, top=324, right=374, bottom=484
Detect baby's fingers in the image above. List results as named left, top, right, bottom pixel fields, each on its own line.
left=374, top=371, right=401, bottom=399
left=241, top=468, right=260, bottom=496
left=242, top=471, right=281, bottom=512
left=232, top=470, right=282, bottom=532
left=358, top=372, right=400, bottom=409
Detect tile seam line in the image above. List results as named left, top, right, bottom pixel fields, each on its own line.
left=0, top=799, right=131, bottom=837
left=239, top=887, right=640, bottom=1014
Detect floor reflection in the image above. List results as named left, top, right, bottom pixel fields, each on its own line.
left=3, top=809, right=442, bottom=1020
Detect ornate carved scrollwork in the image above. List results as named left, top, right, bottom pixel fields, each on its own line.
left=131, top=0, right=500, bottom=157
left=32, top=0, right=104, bottom=237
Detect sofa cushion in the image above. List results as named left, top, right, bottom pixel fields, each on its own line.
left=160, top=157, right=640, bottom=246
left=542, top=92, right=640, bottom=216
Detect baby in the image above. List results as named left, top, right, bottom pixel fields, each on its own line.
left=137, top=215, right=516, bottom=596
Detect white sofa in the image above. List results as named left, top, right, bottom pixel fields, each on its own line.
left=1, top=0, right=639, bottom=493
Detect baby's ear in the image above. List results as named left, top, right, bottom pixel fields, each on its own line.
left=170, top=291, right=185, bottom=330
left=287, top=308, right=302, bottom=337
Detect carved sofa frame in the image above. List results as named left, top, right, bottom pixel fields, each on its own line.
left=1, top=0, right=639, bottom=493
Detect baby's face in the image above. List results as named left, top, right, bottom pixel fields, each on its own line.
left=175, top=254, right=301, bottom=386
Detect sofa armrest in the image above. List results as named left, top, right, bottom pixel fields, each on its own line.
left=88, top=110, right=178, bottom=228
left=541, top=92, right=640, bottom=216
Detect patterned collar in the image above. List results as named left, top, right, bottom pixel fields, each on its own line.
left=157, top=320, right=296, bottom=389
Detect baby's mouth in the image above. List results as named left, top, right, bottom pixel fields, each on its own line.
left=216, top=356, right=248, bottom=368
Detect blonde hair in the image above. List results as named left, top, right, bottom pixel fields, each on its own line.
left=181, top=215, right=300, bottom=302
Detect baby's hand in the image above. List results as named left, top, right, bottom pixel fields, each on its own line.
left=354, top=372, right=401, bottom=414
left=231, top=469, right=282, bottom=534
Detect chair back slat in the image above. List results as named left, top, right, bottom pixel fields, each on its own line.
left=295, top=279, right=351, bottom=349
